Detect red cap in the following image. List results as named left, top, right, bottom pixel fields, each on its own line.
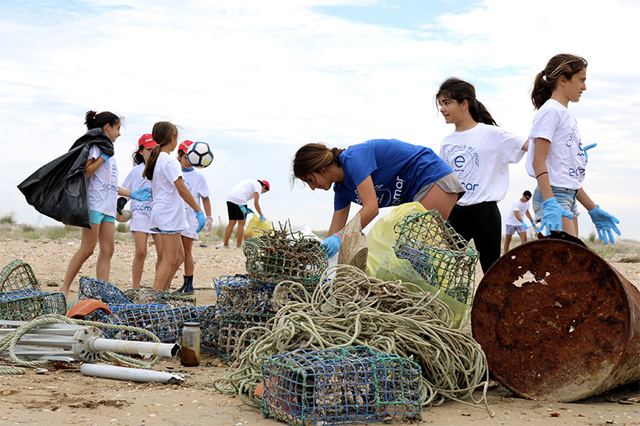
left=179, top=140, right=194, bottom=153
left=258, top=180, right=270, bottom=191
left=138, top=133, right=156, bottom=148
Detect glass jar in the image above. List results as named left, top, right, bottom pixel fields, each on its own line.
left=180, top=322, right=201, bottom=366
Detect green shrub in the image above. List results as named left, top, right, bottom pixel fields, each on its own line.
left=0, top=212, right=16, bottom=224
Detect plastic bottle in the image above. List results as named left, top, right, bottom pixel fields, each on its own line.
left=180, top=322, right=201, bottom=366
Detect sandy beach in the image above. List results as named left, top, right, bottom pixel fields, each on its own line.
left=0, top=236, right=638, bottom=426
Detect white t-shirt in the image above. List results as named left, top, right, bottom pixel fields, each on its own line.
left=181, top=168, right=210, bottom=240
left=526, top=99, right=586, bottom=190
left=87, top=146, right=118, bottom=216
left=121, top=163, right=156, bottom=234
left=226, top=179, right=261, bottom=205
left=439, top=123, right=525, bottom=206
left=505, top=198, right=531, bottom=226
left=149, top=152, right=186, bottom=232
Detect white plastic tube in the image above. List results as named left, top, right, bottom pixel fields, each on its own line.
left=80, top=363, right=185, bottom=384
left=90, top=338, right=178, bottom=358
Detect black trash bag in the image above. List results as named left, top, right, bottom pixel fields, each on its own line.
left=17, top=128, right=115, bottom=229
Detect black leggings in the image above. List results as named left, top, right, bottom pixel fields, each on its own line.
left=447, top=201, right=501, bottom=274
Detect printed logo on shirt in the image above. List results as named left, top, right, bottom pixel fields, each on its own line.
left=353, top=176, right=405, bottom=207
left=443, top=145, right=480, bottom=192
left=565, top=124, right=578, bottom=147
left=132, top=205, right=152, bottom=213
left=102, top=183, right=119, bottom=193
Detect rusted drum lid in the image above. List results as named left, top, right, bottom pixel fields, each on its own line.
left=472, top=238, right=633, bottom=402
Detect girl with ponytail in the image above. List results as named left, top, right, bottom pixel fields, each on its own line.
left=526, top=54, right=620, bottom=244
left=436, top=77, right=529, bottom=273
left=143, top=121, right=206, bottom=291
left=292, top=139, right=463, bottom=258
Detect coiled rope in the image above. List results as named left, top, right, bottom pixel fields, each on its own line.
left=213, top=264, right=492, bottom=415
left=0, top=314, right=163, bottom=375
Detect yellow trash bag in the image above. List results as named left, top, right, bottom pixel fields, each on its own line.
left=243, top=214, right=273, bottom=239
left=365, top=202, right=471, bottom=329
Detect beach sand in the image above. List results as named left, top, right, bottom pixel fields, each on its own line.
left=0, top=236, right=638, bottom=426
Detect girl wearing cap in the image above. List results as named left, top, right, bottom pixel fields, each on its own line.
left=528, top=53, right=620, bottom=243
left=143, top=122, right=206, bottom=291
left=223, top=179, right=270, bottom=249
left=119, top=134, right=164, bottom=289
left=436, top=77, right=528, bottom=273
left=173, top=140, right=213, bottom=295
left=60, top=111, right=153, bottom=298
left=292, top=139, right=463, bottom=257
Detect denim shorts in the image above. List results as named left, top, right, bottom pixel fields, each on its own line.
left=90, top=210, right=116, bottom=225
left=532, top=186, right=579, bottom=222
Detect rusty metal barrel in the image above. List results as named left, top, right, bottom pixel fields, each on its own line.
left=472, top=236, right=640, bottom=402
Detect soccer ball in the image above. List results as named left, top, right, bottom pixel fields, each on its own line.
left=186, top=141, right=214, bottom=168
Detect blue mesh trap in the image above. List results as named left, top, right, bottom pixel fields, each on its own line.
left=124, top=288, right=196, bottom=307
left=103, top=305, right=209, bottom=343
left=200, top=305, right=221, bottom=352
left=78, top=276, right=131, bottom=305
left=0, top=289, right=67, bottom=320
left=261, top=346, right=422, bottom=426
left=394, top=211, right=479, bottom=306
left=0, top=260, right=40, bottom=292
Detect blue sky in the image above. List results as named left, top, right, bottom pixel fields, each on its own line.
left=1, top=0, right=639, bottom=240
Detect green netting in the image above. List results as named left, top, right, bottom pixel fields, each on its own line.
left=215, top=311, right=274, bottom=364
left=243, top=225, right=328, bottom=285
left=393, top=211, right=479, bottom=306
left=0, top=260, right=40, bottom=292
left=261, top=346, right=422, bottom=426
left=0, top=290, right=67, bottom=320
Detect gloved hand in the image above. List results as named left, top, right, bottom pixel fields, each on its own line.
left=204, top=216, right=213, bottom=234
left=99, top=153, right=111, bottom=162
left=539, top=197, right=573, bottom=235
left=195, top=211, right=206, bottom=233
left=322, top=234, right=341, bottom=258
left=116, top=197, right=128, bottom=215
left=260, top=215, right=266, bottom=222
left=520, top=221, right=528, bottom=230
left=583, top=143, right=597, bottom=163
left=131, top=187, right=152, bottom=202
left=588, top=205, right=621, bottom=244
left=529, top=219, right=536, bottom=229
left=247, top=207, right=254, bottom=214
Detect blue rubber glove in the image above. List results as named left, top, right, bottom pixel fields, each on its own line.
left=99, top=153, right=111, bottom=162
left=322, top=234, right=341, bottom=258
left=539, top=197, right=573, bottom=235
left=588, top=205, right=620, bottom=244
left=520, top=221, right=528, bottom=230
left=195, top=211, right=206, bottom=233
left=247, top=207, right=254, bottom=214
left=260, top=215, right=266, bottom=222
left=583, top=143, right=597, bottom=163
left=130, top=187, right=152, bottom=202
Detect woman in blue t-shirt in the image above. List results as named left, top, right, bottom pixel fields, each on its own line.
left=292, top=138, right=464, bottom=257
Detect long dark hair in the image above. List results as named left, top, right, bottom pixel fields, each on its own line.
left=531, top=54, right=588, bottom=110
left=132, top=147, right=145, bottom=166
left=436, top=78, right=497, bottom=126
left=85, top=110, right=120, bottom=130
left=292, top=143, right=345, bottom=183
left=143, top=121, right=178, bottom=181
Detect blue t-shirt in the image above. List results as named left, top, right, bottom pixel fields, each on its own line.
left=333, top=139, right=452, bottom=211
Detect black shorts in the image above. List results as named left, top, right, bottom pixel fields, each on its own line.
left=227, top=201, right=247, bottom=221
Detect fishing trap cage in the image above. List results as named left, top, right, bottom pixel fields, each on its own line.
left=211, top=311, right=274, bottom=363
left=79, top=277, right=195, bottom=308
left=104, top=305, right=209, bottom=343
left=393, top=211, right=479, bottom=306
left=261, top=346, right=422, bottom=426
left=243, top=225, right=328, bottom=286
left=0, top=289, right=67, bottom=321
left=0, top=259, right=40, bottom=292
left=213, top=274, right=278, bottom=314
